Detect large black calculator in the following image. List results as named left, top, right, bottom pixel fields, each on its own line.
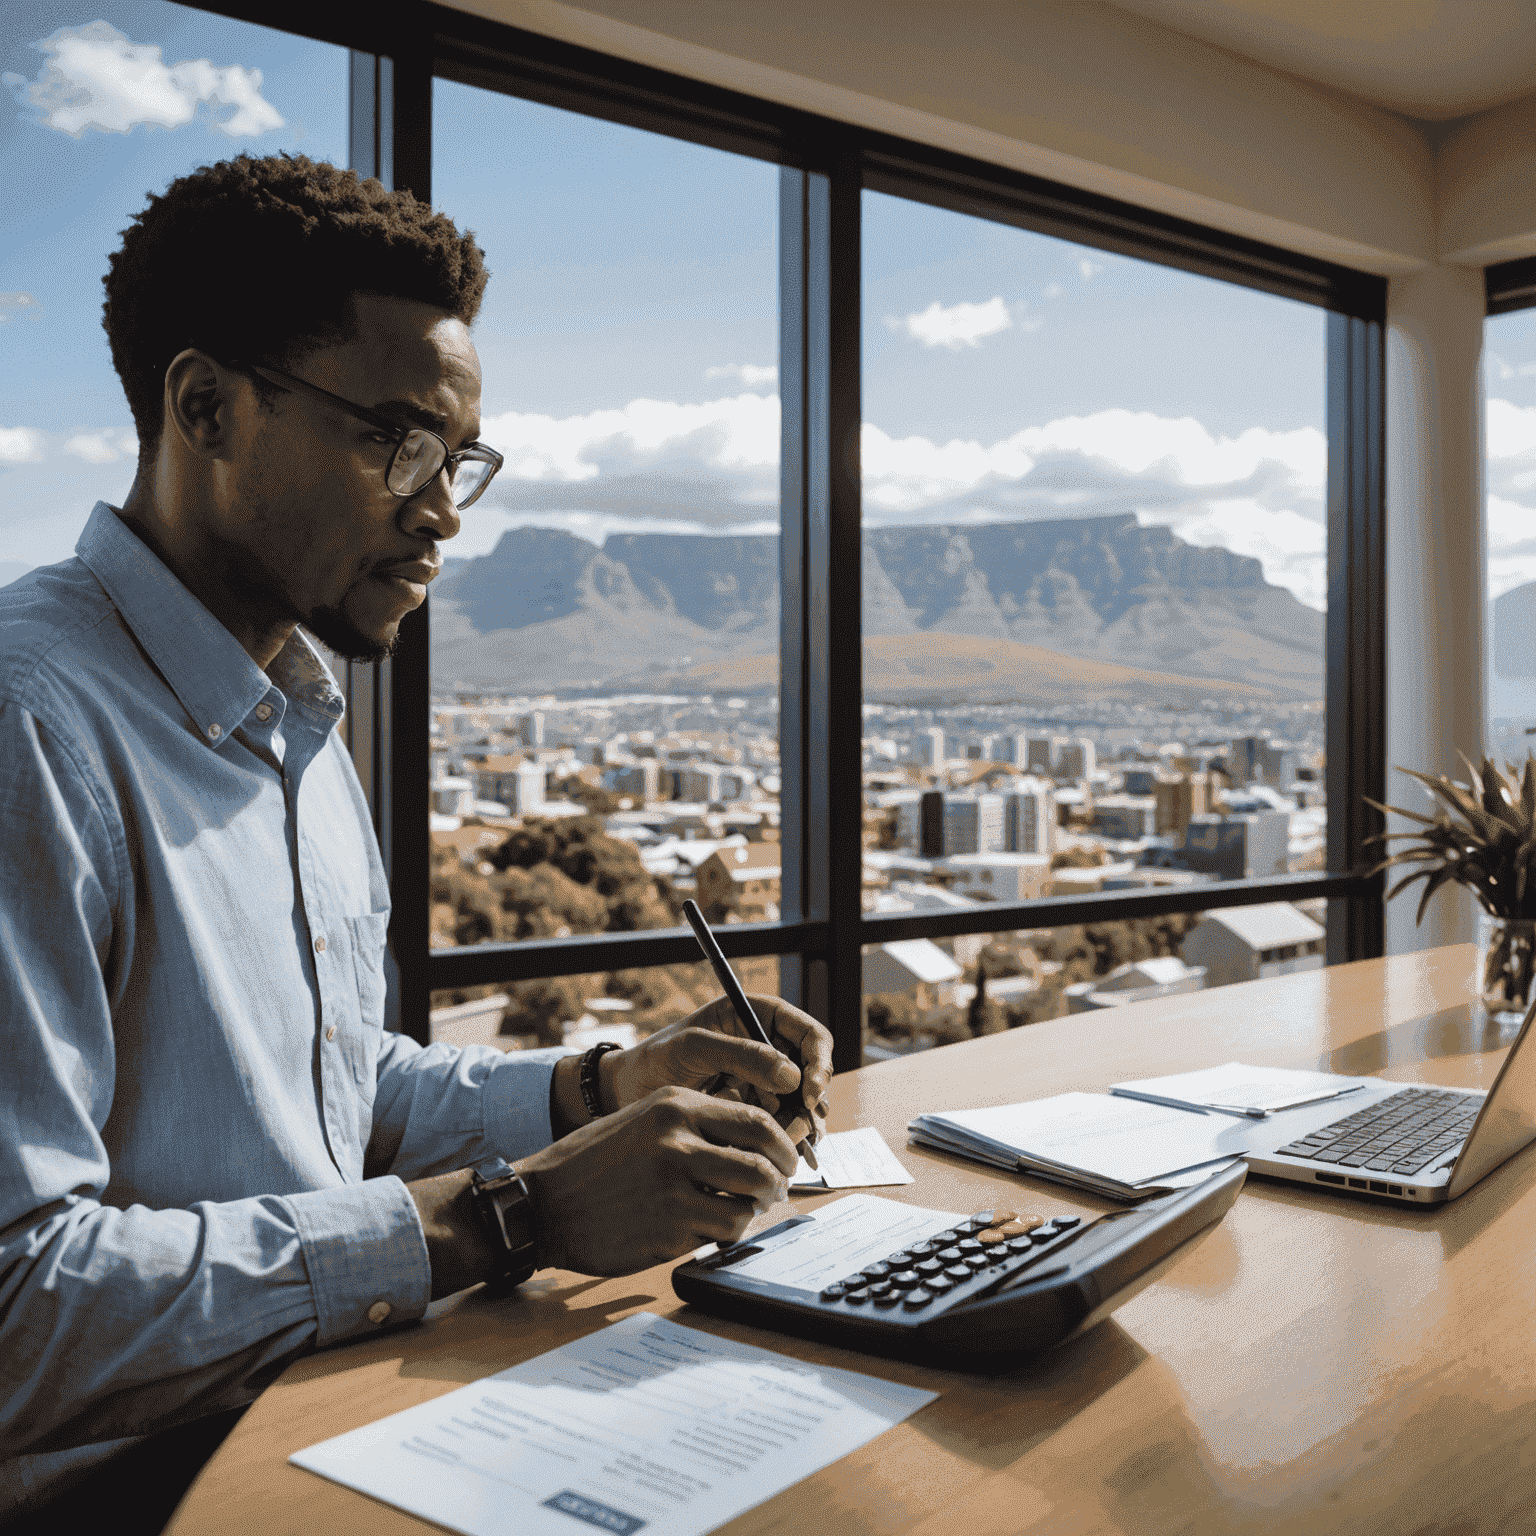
left=673, top=1161, right=1245, bottom=1367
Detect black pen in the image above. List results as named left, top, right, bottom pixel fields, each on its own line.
left=681, top=899, right=819, bottom=1171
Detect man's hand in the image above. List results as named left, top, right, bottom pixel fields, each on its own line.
left=519, top=1086, right=796, bottom=1275
left=598, top=995, right=832, bottom=1150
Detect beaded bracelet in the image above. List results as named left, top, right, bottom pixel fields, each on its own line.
left=578, top=1041, right=623, bottom=1120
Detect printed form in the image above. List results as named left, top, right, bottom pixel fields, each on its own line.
left=291, top=1312, right=937, bottom=1536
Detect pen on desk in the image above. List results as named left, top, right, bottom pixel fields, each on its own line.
left=1206, top=1085, right=1366, bottom=1120
left=681, top=899, right=819, bottom=1171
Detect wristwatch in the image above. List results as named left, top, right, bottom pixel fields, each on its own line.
left=469, top=1155, right=540, bottom=1293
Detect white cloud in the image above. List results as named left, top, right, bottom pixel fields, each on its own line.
left=0, top=427, right=44, bottom=464
left=1042, top=282, right=1064, bottom=300
left=64, top=430, right=137, bottom=464
left=1078, top=259, right=1105, bottom=281
left=3, top=22, right=283, bottom=139
left=888, top=296, right=1014, bottom=350
left=703, top=363, right=778, bottom=389
left=0, top=293, right=35, bottom=324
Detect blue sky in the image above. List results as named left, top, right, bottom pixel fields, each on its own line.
left=7, top=3, right=1533, bottom=625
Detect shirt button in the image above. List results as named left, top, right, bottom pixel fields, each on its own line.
left=326, top=1025, right=337, bottom=1041
left=314, top=936, right=326, bottom=953
left=206, top=723, right=222, bottom=740
left=367, top=1301, right=391, bottom=1325
left=255, top=703, right=273, bottom=722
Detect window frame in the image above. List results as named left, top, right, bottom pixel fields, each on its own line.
left=191, top=1, right=1388, bottom=1064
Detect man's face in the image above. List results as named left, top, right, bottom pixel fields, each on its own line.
left=217, top=292, right=481, bottom=661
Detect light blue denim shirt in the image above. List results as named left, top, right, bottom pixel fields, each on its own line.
left=0, top=505, right=569, bottom=1500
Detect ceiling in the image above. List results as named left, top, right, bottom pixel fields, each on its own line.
left=1104, top=0, right=1536, bottom=120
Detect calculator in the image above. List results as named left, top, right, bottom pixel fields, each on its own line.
left=672, top=1161, right=1245, bottom=1367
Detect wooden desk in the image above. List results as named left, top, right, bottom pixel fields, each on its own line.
left=168, top=945, right=1536, bottom=1536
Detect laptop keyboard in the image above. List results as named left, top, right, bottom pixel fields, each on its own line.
left=1274, top=1086, right=1482, bottom=1177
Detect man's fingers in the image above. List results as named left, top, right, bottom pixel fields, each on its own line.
left=685, top=1094, right=799, bottom=1178
left=677, top=1142, right=788, bottom=1206
left=676, top=1028, right=802, bottom=1099
left=751, top=997, right=834, bottom=1107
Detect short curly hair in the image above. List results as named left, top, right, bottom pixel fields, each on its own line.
left=103, top=153, right=489, bottom=459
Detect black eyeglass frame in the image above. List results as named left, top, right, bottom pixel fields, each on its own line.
left=227, top=359, right=504, bottom=509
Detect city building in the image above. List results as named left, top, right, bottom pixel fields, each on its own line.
left=474, top=756, right=547, bottom=813
left=915, top=726, right=946, bottom=766
left=1155, top=772, right=1220, bottom=839
left=1025, top=736, right=1063, bottom=776
left=695, top=842, right=782, bottom=921
left=1093, top=794, right=1158, bottom=841
left=1003, top=778, right=1055, bottom=855
left=1182, top=904, right=1327, bottom=988
left=1053, top=738, right=1097, bottom=782
left=862, top=939, right=964, bottom=1005
left=1180, top=811, right=1290, bottom=880
left=1064, top=956, right=1208, bottom=1012
left=937, top=852, right=1051, bottom=904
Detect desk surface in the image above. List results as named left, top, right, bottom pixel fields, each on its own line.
left=167, top=944, right=1536, bottom=1536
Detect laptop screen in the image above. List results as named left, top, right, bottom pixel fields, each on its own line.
left=1447, top=993, right=1536, bottom=1197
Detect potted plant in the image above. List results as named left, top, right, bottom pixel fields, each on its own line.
left=1369, top=756, right=1536, bottom=1021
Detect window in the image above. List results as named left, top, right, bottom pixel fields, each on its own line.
left=0, top=3, right=348, bottom=578
left=1485, top=301, right=1536, bottom=767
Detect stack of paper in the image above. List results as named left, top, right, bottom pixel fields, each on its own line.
left=909, top=1092, right=1249, bottom=1201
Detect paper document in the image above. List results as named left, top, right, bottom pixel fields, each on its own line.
left=292, top=1312, right=937, bottom=1536
left=790, top=1127, right=914, bottom=1190
left=911, top=1093, right=1251, bottom=1196
left=1111, top=1062, right=1369, bottom=1117
left=729, top=1193, right=961, bottom=1293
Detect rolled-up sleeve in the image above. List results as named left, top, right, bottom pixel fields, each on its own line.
left=365, top=1035, right=574, bottom=1181
left=0, top=703, right=431, bottom=1459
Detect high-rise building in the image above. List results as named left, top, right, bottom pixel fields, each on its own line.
left=1054, top=737, right=1096, bottom=782
left=519, top=711, right=546, bottom=748
left=1154, top=772, right=1218, bottom=838
left=915, top=726, right=946, bottom=766
left=996, top=733, right=1030, bottom=766
left=942, top=793, right=1006, bottom=855
left=1003, top=777, right=1055, bottom=854
left=1180, top=810, right=1289, bottom=880
left=1025, top=736, right=1061, bottom=775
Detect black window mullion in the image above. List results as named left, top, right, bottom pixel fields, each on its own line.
left=1325, top=310, right=1387, bottom=964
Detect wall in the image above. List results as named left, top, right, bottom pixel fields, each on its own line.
left=453, top=0, right=1435, bottom=273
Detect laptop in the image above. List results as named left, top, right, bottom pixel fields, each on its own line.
left=1242, top=992, right=1536, bottom=1205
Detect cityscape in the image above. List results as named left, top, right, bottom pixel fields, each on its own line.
left=428, top=688, right=1329, bottom=1062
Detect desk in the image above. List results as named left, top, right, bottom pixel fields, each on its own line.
left=167, top=945, right=1536, bottom=1535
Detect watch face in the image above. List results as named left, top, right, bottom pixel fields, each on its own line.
left=473, top=1155, right=517, bottom=1185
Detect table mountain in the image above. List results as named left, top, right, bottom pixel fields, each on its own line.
left=431, top=514, right=1322, bottom=701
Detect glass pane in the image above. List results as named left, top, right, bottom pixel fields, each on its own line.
left=862, top=899, right=1329, bottom=1063
left=861, top=193, right=1327, bottom=918
left=0, top=3, right=348, bottom=577
left=431, top=956, right=784, bottom=1050
left=1486, top=308, right=1536, bottom=765
left=429, top=84, right=780, bottom=950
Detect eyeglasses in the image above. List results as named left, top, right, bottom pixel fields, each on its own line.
left=228, top=360, right=504, bottom=510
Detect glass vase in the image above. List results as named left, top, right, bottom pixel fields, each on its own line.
left=1477, top=914, right=1536, bottom=1024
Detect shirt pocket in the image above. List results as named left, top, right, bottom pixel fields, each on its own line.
left=347, top=912, right=390, bottom=1032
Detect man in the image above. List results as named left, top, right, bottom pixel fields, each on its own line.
left=0, top=154, right=831, bottom=1526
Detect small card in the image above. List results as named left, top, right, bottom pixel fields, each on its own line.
left=791, top=1127, right=914, bottom=1190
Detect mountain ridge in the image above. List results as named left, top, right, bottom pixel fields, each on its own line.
left=433, top=515, right=1323, bottom=700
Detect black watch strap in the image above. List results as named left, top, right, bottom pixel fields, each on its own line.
left=469, top=1156, right=539, bottom=1293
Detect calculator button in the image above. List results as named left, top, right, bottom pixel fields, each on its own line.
left=843, top=1288, right=870, bottom=1305
left=903, top=1289, right=936, bottom=1309
left=1050, top=1216, right=1080, bottom=1231
left=1005, top=1236, right=1037, bottom=1255
left=943, top=1264, right=972, bottom=1282
left=925, top=1274, right=955, bottom=1292
left=908, top=1241, right=940, bottom=1258
left=963, top=1253, right=991, bottom=1271
left=866, top=1280, right=893, bottom=1296
left=838, top=1275, right=868, bottom=1290
left=860, top=1262, right=891, bottom=1280
left=986, top=1208, right=1018, bottom=1224
left=820, top=1283, right=846, bottom=1300
left=977, top=1228, right=1009, bottom=1244
left=872, top=1290, right=902, bottom=1308
left=885, top=1250, right=916, bottom=1268
left=888, top=1270, right=922, bottom=1289
left=969, top=1210, right=1001, bottom=1226
left=931, top=1230, right=963, bottom=1245
left=956, top=1239, right=983, bottom=1256
left=915, top=1259, right=944, bottom=1277
left=999, top=1217, right=1042, bottom=1236
left=936, top=1247, right=964, bottom=1263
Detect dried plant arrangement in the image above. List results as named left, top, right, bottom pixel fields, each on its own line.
left=1368, top=755, right=1536, bottom=1010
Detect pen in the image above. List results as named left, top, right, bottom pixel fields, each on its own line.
left=681, top=899, right=819, bottom=1171
left=1206, top=1084, right=1366, bottom=1120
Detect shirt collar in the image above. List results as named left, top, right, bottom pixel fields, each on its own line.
left=75, top=503, right=344, bottom=749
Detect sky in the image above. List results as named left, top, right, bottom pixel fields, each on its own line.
left=4, top=2, right=1535, bottom=629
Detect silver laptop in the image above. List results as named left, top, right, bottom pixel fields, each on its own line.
left=1243, top=993, right=1536, bottom=1205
